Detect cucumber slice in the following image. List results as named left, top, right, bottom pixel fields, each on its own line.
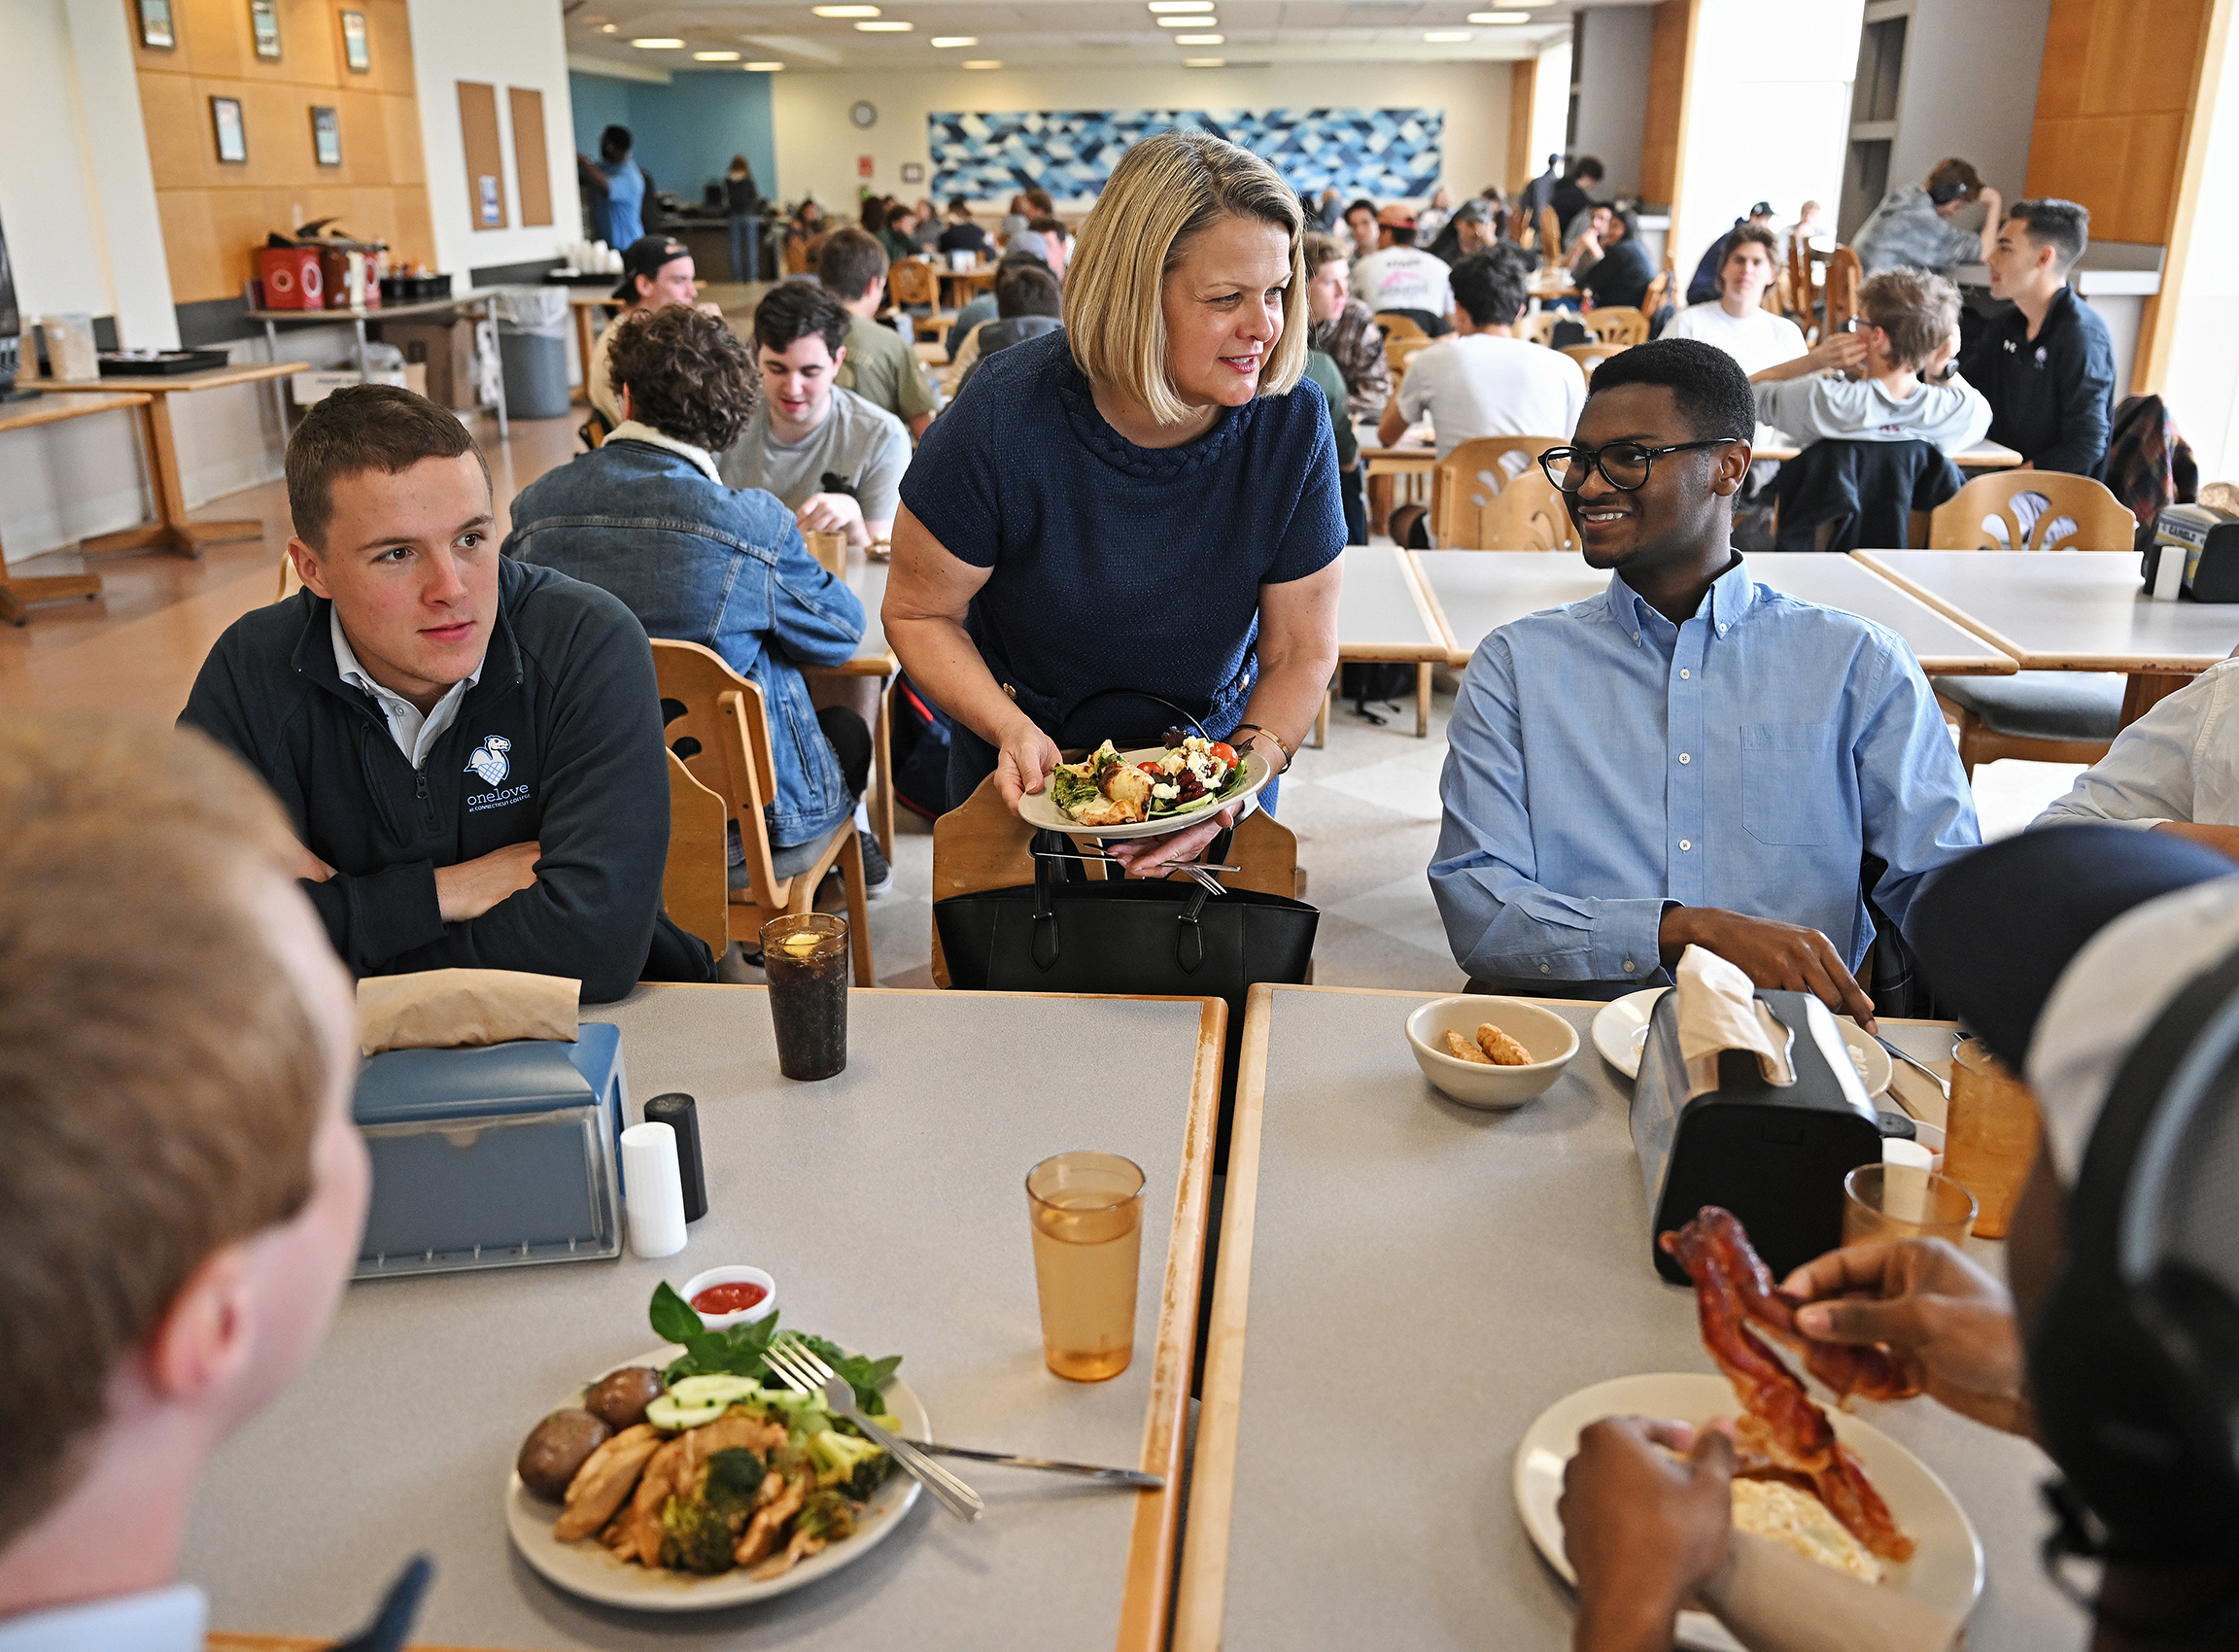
left=645, top=1392, right=730, bottom=1431
left=669, top=1373, right=759, bottom=1405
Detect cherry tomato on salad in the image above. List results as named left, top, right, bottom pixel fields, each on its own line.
left=1209, top=741, right=1237, bottom=765
left=1138, top=761, right=1166, bottom=776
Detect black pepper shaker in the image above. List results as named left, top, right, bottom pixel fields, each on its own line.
left=642, top=1093, right=707, bottom=1222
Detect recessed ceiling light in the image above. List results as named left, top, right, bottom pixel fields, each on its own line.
left=855, top=18, right=913, bottom=29
left=694, top=50, right=741, bottom=59
left=1149, top=0, right=1214, bottom=10
left=1157, top=15, right=1214, bottom=23
left=1174, top=33, right=1223, bottom=44
left=930, top=34, right=977, bottom=45
left=743, top=59, right=787, bottom=69
left=600, top=21, right=616, bottom=30
left=1183, top=56, right=1224, bottom=65
left=811, top=5, right=880, bottom=15
left=631, top=37, right=685, bottom=48
left=1466, top=10, right=1529, bottom=19
left=961, top=57, right=1001, bottom=67
left=1422, top=28, right=1471, bottom=40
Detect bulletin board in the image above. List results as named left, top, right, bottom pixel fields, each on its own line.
left=457, top=81, right=509, bottom=231
left=509, top=86, right=552, bottom=228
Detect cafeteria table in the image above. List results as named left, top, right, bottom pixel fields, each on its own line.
left=1175, top=983, right=2087, bottom=1652
left=26, top=362, right=307, bottom=558
left=1855, top=549, right=2239, bottom=725
left=1316, top=544, right=1453, bottom=743
left=189, top=982, right=1222, bottom=1652
left=1411, top=550, right=2020, bottom=675
left=0, top=390, right=148, bottom=623
left=248, top=290, right=511, bottom=438
left=937, top=263, right=1000, bottom=310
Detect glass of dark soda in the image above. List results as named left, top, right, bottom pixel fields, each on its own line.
left=760, top=913, right=850, bottom=1080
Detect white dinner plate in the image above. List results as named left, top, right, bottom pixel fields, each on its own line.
left=1016, top=745, right=1274, bottom=842
left=1589, top=987, right=1893, bottom=1096
left=1513, top=1372, right=1982, bottom=1652
left=506, top=1344, right=926, bottom=1612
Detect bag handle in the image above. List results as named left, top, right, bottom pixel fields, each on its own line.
left=1054, top=688, right=1210, bottom=753
left=1026, top=855, right=1217, bottom=976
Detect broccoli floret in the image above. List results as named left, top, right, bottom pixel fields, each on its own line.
left=808, top=1427, right=890, bottom=1492
left=1051, top=766, right=1098, bottom=812
left=795, top=1487, right=857, bottom=1543
left=657, top=1447, right=766, bottom=1574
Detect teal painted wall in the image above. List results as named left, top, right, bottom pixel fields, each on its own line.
left=568, top=71, right=778, bottom=207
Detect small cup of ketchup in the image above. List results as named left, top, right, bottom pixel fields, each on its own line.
left=677, top=1265, right=777, bottom=1331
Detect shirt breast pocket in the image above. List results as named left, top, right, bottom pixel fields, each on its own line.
left=1740, top=722, right=1836, bottom=845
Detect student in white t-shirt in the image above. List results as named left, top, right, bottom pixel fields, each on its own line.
left=1658, top=225, right=1805, bottom=376
left=1378, top=244, right=1586, bottom=461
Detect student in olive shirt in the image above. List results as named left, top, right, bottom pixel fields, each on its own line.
left=720, top=282, right=911, bottom=549
left=816, top=226, right=935, bottom=439
left=1961, top=197, right=2117, bottom=477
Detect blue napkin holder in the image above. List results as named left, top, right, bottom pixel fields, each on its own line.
left=1630, top=989, right=1882, bottom=1286
left=353, top=1022, right=625, bottom=1280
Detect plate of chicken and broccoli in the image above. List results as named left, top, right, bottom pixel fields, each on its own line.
left=505, top=1284, right=923, bottom=1609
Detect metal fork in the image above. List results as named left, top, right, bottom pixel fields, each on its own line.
left=761, top=1335, right=983, bottom=1523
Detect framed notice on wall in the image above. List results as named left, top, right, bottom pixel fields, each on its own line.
left=311, top=106, right=342, bottom=167
left=137, top=0, right=175, bottom=49
left=211, top=96, right=247, bottom=164
left=340, top=10, right=371, bottom=73
left=250, top=0, right=280, bottom=59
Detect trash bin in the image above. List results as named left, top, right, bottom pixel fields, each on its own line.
left=494, top=288, right=571, bottom=420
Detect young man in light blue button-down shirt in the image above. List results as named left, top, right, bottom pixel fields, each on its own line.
left=1430, top=338, right=1981, bottom=1030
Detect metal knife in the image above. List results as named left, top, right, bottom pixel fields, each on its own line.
left=900, top=1441, right=1163, bottom=1489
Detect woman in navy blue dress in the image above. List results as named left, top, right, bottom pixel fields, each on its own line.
left=885, top=131, right=1344, bottom=871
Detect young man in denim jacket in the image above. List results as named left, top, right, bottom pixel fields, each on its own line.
left=505, top=305, right=886, bottom=896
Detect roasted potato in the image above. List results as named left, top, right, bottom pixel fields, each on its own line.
left=517, top=1407, right=611, bottom=1501
left=584, top=1365, right=665, bottom=1431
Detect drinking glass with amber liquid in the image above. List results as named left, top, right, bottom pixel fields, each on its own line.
left=1025, top=1152, right=1145, bottom=1382
left=760, top=913, right=849, bottom=1081
left=1944, top=1037, right=2042, bottom=1238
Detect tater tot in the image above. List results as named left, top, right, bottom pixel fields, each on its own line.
left=1444, top=1028, right=1494, bottom=1064
left=1475, top=1024, right=1533, bottom=1066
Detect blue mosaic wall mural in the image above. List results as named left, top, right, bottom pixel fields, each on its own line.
left=928, top=108, right=1443, bottom=202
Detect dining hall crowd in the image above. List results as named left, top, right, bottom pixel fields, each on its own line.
left=3, top=128, right=2236, bottom=1652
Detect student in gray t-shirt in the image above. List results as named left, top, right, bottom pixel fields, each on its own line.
left=719, top=282, right=912, bottom=546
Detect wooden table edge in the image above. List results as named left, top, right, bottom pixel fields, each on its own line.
left=31, top=361, right=310, bottom=394
left=1403, top=549, right=1475, bottom=669
left=0, top=390, right=151, bottom=432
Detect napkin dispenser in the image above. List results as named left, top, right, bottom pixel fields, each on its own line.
left=2144, top=504, right=2239, bottom=602
left=1631, top=990, right=1882, bottom=1285
left=353, top=1023, right=626, bottom=1280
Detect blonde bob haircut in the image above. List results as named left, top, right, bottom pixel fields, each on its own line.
left=1065, top=129, right=1308, bottom=427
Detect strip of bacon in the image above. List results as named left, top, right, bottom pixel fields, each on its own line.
left=1663, top=1209, right=1915, bottom=1564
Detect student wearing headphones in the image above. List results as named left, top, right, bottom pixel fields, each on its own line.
left=1558, top=823, right=2239, bottom=1652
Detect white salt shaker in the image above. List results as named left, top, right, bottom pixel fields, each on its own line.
left=620, top=1121, right=689, bottom=1258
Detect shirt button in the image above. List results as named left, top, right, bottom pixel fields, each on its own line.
left=1679, top=669, right=1690, bottom=679
left=1539, top=963, right=1551, bottom=974
left=1717, top=624, right=1728, bottom=634
left=1678, top=752, right=1691, bottom=764
left=1623, top=960, right=1637, bottom=973
left=1679, top=839, right=1692, bottom=851
left=1633, top=633, right=1641, bottom=643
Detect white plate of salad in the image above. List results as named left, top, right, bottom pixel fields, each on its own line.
left=505, top=1284, right=925, bottom=1611
left=1019, top=736, right=1273, bottom=841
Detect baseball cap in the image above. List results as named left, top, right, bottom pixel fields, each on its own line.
left=1748, top=200, right=1774, bottom=219
left=613, top=235, right=690, bottom=302
left=1451, top=199, right=1492, bottom=225
left=1377, top=203, right=1416, bottom=228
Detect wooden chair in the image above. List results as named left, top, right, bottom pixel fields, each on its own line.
left=927, top=772, right=1303, bottom=988
left=650, top=639, right=874, bottom=984
left=1640, top=270, right=1671, bottom=320
left=1560, top=340, right=1627, bottom=381
left=1921, top=472, right=2136, bottom=775
left=1508, top=205, right=1533, bottom=246
left=1538, top=205, right=1562, bottom=255
left=1927, top=471, right=2137, bottom=553
left=664, top=748, right=733, bottom=960
left=1450, top=465, right=1580, bottom=552
left=1374, top=311, right=1429, bottom=344
left=1581, top=307, right=1650, bottom=347
left=1525, top=311, right=1563, bottom=346
left=1823, top=247, right=1862, bottom=338
left=886, top=258, right=938, bottom=308
left=1430, top=435, right=1565, bottom=545
left=1388, top=336, right=1438, bottom=396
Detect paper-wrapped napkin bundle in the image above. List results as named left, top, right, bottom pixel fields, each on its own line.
left=359, top=967, right=580, bottom=1055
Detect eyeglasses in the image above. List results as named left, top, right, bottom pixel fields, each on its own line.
left=1537, top=438, right=1745, bottom=494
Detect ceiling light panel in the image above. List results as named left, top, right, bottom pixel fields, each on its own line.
left=855, top=18, right=913, bottom=28
left=694, top=50, right=741, bottom=59
left=1147, top=1, right=1214, bottom=10
left=631, top=37, right=684, bottom=47
left=1184, top=56, right=1224, bottom=65
left=962, top=57, right=1001, bottom=67
left=930, top=34, right=977, bottom=45
left=1466, top=10, right=1529, bottom=19
left=743, top=59, right=787, bottom=69
left=1175, top=33, right=1223, bottom=43
left=1422, top=28, right=1471, bottom=39
left=810, top=5, right=880, bottom=15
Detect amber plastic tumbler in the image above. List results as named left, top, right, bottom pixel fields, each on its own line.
left=1944, top=1037, right=2043, bottom=1238
left=1025, top=1152, right=1145, bottom=1382
left=1843, top=1163, right=1979, bottom=1248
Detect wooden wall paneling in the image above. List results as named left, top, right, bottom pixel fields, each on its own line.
left=337, top=87, right=389, bottom=186
left=126, top=0, right=198, bottom=73
left=1506, top=61, right=1534, bottom=195
left=2025, top=0, right=2232, bottom=392
left=509, top=86, right=553, bottom=227
left=380, top=91, right=425, bottom=184
left=1639, top=0, right=1698, bottom=225
left=274, top=0, right=339, bottom=84
left=456, top=82, right=509, bottom=231
left=139, top=72, right=210, bottom=189
left=154, top=189, right=224, bottom=301
left=357, top=0, right=417, bottom=96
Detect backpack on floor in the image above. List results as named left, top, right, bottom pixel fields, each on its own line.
left=889, top=673, right=952, bottom=820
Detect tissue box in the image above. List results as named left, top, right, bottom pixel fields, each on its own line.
left=1631, top=990, right=1882, bottom=1285
left=353, top=1022, right=625, bottom=1280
